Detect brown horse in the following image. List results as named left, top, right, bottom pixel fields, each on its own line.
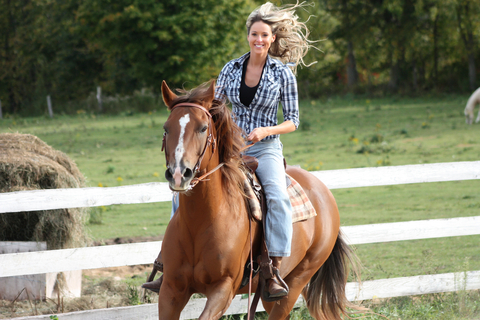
left=158, top=79, right=359, bottom=320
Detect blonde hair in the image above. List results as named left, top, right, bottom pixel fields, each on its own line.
left=246, top=1, right=316, bottom=74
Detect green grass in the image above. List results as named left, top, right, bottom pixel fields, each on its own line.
left=219, top=291, right=480, bottom=319
left=1, top=95, right=479, bottom=280
left=2, top=94, right=479, bottom=318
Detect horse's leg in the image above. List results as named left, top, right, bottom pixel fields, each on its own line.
left=157, top=283, right=191, bottom=320
left=264, top=269, right=317, bottom=320
left=262, top=300, right=291, bottom=320
left=198, top=280, right=236, bottom=320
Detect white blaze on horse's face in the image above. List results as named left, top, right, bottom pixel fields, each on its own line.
left=173, top=114, right=190, bottom=188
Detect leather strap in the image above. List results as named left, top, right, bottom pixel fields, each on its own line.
left=170, top=102, right=212, bottom=117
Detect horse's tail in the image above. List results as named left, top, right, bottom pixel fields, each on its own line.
left=303, top=230, right=365, bottom=320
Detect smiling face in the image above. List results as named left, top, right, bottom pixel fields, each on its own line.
left=247, top=21, right=276, bottom=57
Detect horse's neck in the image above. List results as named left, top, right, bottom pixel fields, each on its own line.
left=178, top=161, right=225, bottom=222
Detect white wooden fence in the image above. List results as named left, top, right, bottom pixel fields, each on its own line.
left=1, top=161, right=480, bottom=320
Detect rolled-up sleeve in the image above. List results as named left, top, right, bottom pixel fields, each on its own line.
left=280, top=68, right=300, bottom=129
left=215, top=63, right=230, bottom=100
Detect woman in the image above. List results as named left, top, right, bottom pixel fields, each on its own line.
left=143, top=1, right=315, bottom=300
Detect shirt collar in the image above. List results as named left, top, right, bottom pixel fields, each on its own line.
left=233, top=52, right=278, bottom=70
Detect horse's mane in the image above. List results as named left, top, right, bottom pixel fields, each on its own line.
left=170, top=82, right=246, bottom=196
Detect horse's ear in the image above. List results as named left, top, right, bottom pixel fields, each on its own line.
left=162, top=80, right=177, bottom=109
left=203, top=80, right=215, bottom=110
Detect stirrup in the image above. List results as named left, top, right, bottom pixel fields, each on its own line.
left=142, top=276, right=163, bottom=293
left=261, top=267, right=289, bottom=302
left=142, top=259, right=164, bottom=293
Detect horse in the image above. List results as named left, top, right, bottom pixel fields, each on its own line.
left=464, top=87, right=480, bottom=124
left=158, top=79, right=360, bottom=320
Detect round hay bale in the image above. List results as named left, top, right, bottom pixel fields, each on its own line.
left=0, top=133, right=89, bottom=249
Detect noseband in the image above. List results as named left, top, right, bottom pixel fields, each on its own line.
left=162, top=102, right=217, bottom=179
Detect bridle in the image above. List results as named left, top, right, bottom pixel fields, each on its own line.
left=162, top=102, right=220, bottom=189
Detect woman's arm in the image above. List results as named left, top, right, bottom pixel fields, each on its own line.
left=247, top=120, right=296, bottom=143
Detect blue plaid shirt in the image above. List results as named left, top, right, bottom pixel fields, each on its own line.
left=215, top=52, right=300, bottom=141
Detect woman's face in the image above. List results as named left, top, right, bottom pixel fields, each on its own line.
left=248, top=21, right=276, bottom=57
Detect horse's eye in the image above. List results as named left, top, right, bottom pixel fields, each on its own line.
left=201, top=126, right=208, bottom=133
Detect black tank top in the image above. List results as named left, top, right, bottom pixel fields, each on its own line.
left=240, top=58, right=264, bottom=107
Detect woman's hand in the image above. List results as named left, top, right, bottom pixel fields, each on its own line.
left=247, top=127, right=270, bottom=143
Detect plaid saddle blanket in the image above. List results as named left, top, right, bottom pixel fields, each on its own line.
left=244, top=173, right=317, bottom=223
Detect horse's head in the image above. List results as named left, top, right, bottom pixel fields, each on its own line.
left=161, top=80, right=216, bottom=191
left=465, top=108, right=473, bottom=125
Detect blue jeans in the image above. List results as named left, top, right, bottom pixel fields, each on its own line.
left=171, top=138, right=292, bottom=257
left=245, top=139, right=292, bottom=257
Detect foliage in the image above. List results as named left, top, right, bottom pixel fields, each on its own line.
left=1, top=0, right=480, bottom=115
left=75, top=0, right=254, bottom=92
left=295, top=0, right=480, bottom=96
left=0, top=0, right=101, bottom=116
left=0, top=0, right=254, bottom=116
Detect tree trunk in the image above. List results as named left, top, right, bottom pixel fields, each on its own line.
left=468, top=52, right=476, bottom=91
left=388, top=47, right=399, bottom=92
left=456, top=3, right=477, bottom=91
left=346, top=41, right=359, bottom=87
left=432, top=11, right=439, bottom=86
left=389, top=62, right=399, bottom=92
left=412, top=59, right=418, bottom=92
left=5, top=0, right=18, bottom=114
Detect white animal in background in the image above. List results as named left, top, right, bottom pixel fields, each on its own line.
left=464, top=87, right=480, bottom=124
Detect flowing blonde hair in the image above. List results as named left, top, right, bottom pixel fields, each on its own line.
left=246, top=1, right=317, bottom=74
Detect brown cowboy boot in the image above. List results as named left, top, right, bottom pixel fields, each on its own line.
left=141, top=251, right=163, bottom=293
left=264, top=257, right=289, bottom=301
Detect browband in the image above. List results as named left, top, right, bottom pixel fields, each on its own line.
left=170, top=103, right=212, bottom=118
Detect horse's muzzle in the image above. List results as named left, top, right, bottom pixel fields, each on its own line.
left=165, top=165, right=194, bottom=191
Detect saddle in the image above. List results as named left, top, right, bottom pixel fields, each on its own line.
left=242, top=155, right=316, bottom=223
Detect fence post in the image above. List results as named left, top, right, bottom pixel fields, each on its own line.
left=0, top=99, right=2, bottom=119
left=47, top=95, right=53, bottom=118
left=96, top=86, right=103, bottom=112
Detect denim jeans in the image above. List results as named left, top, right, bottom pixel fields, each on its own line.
left=245, top=138, right=292, bottom=257
left=170, top=138, right=292, bottom=257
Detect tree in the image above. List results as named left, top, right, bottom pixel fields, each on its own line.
left=455, top=0, right=479, bottom=90
left=0, top=0, right=100, bottom=115
left=76, top=0, right=255, bottom=93
left=0, top=0, right=37, bottom=114
left=322, top=0, right=362, bottom=88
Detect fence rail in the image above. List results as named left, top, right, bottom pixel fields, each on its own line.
left=9, top=269, right=480, bottom=320
left=1, top=216, right=480, bottom=278
left=1, top=161, right=479, bottom=214
left=1, top=161, right=480, bottom=319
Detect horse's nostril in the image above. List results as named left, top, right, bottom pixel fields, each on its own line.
left=184, top=168, right=193, bottom=179
left=165, top=168, right=173, bottom=181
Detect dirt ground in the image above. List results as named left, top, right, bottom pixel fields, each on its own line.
left=1, top=237, right=163, bottom=319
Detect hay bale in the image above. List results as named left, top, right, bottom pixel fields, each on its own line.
left=0, top=133, right=88, bottom=249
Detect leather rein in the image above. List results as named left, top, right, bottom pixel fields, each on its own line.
left=162, top=102, right=221, bottom=189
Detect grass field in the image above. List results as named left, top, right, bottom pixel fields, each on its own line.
left=1, top=93, right=479, bottom=318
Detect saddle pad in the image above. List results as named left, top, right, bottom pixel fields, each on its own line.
left=244, top=174, right=317, bottom=223
left=287, top=174, right=317, bottom=223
